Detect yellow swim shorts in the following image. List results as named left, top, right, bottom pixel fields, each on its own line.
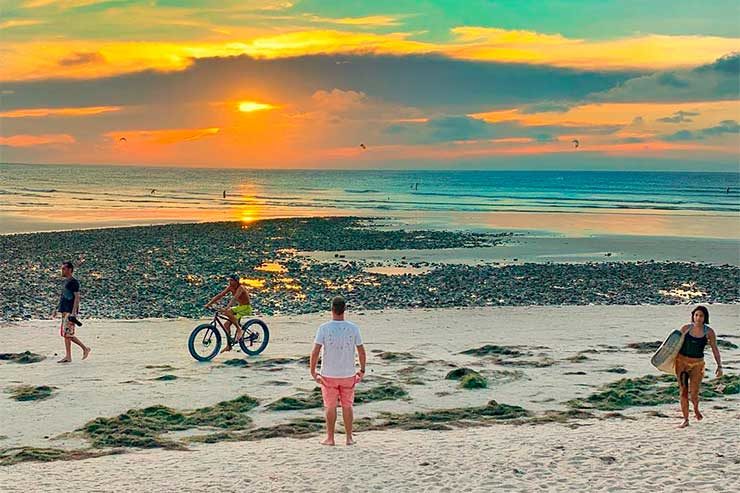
left=231, top=304, right=253, bottom=319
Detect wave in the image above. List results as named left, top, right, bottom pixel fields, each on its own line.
left=170, top=190, right=219, bottom=196
left=291, top=196, right=740, bottom=213
left=11, top=189, right=739, bottom=214
left=411, top=189, right=739, bottom=201
left=345, top=189, right=381, bottom=194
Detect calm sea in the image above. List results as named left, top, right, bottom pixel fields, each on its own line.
left=1, top=163, right=738, bottom=236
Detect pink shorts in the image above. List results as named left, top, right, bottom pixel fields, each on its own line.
left=319, top=375, right=360, bottom=408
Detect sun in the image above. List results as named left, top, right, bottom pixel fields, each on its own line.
left=238, top=101, right=275, bottom=113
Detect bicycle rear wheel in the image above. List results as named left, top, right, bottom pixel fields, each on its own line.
left=239, top=319, right=270, bottom=356
left=188, top=324, right=222, bottom=361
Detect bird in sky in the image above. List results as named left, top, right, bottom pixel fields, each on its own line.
left=360, top=143, right=366, bottom=149
left=572, top=139, right=580, bottom=149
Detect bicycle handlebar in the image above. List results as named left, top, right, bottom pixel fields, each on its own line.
left=206, top=307, right=223, bottom=315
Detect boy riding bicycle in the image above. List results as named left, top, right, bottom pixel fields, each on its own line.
left=205, top=275, right=252, bottom=353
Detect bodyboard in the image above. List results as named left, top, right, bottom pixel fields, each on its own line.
left=651, top=329, right=685, bottom=374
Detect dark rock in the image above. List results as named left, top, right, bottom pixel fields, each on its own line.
left=445, top=368, right=479, bottom=380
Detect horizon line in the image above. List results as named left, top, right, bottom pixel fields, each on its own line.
left=1, top=161, right=739, bottom=174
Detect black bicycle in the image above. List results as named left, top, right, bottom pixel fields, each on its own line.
left=188, top=308, right=270, bottom=362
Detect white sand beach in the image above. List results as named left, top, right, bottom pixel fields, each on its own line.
left=1, top=305, right=738, bottom=492
left=3, top=410, right=740, bottom=493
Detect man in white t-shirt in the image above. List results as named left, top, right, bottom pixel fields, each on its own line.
left=309, top=296, right=366, bottom=446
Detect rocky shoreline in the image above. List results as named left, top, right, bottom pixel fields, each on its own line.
left=1, top=217, right=737, bottom=320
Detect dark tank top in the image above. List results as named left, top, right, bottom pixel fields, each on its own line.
left=679, top=325, right=709, bottom=358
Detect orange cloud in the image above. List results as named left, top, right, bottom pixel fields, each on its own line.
left=2, top=28, right=737, bottom=81
left=1, top=41, right=239, bottom=81
left=106, top=127, right=220, bottom=145
left=236, top=29, right=430, bottom=59
left=471, top=101, right=740, bottom=128
left=0, top=134, right=75, bottom=147
left=449, top=28, right=740, bottom=70
left=21, top=0, right=108, bottom=9
left=0, top=106, right=122, bottom=118
left=305, top=15, right=404, bottom=27
left=0, top=30, right=427, bottom=81
left=391, top=118, right=430, bottom=123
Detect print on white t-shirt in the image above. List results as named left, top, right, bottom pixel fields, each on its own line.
left=314, top=320, right=363, bottom=378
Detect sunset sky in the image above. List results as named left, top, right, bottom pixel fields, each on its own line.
left=1, top=0, right=738, bottom=169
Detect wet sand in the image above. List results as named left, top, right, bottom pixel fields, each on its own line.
left=305, top=234, right=740, bottom=266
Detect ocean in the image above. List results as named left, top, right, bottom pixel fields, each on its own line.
left=1, top=163, right=738, bottom=236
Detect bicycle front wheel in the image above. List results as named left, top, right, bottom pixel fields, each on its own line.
left=239, top=319, right=270, bottom=356
left=188, top=324, right=222, bottom=361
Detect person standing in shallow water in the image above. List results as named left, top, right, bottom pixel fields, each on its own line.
left=309, top=296, right=366, bottom=446
left=52, top=261, right=91, bottom=363
left=676, top=305, right=722, bottom=428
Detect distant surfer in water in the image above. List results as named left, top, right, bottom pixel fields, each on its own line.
left=676, top=306, right=723, bottom=428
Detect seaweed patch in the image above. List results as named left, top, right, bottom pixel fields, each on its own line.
left=7, top=385, right=56, bottom=402
left=567, top=374, right=740, bottom=411
left=80, top=395, right=259, bottom=449
left=0, top=352, right=45, bottom=364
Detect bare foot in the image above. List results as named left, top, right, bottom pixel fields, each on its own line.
left=346, top=438, right=356, bottom=446
left=678, top=420, right=689, bottom=428
left=57, top=358, right=71, bottom=363
left=695, top=410, right=703, bottom=421
left=82, top=347, right=91, bottom=360
left=220, top=345, right=232, bottom=354
left=321, top=438, right=335, bottom=446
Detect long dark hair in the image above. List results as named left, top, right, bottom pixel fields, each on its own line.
left=691, top=305, right=709, bottom=324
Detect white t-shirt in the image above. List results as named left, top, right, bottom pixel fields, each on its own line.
left=314, top=320, right=363, bottom=378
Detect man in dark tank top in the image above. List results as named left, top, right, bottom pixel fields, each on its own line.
left=52, top=261, right=91, bottom=363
